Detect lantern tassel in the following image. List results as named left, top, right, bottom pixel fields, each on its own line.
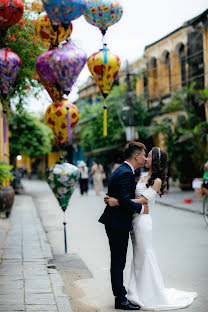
left=63, top=211, right=67, bottom=254
left=103, top=101, right=107, bottom=137
left=103, top=43, right=108, bottom=65
left=3, top=110, right=7, bottom=144
left=66, top=107, right=72, bottom=141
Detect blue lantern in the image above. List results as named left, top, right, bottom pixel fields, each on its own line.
left=42, top=0, right=87, bottom=26
left=84, top=0, right=123, bottom=35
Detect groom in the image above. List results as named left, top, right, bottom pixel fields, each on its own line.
left=99, top=141, right=149, bottom=310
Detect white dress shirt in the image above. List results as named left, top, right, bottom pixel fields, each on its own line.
left=124, top=161, right=144, bottom=214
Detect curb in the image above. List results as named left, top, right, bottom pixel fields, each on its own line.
left=156, top=200, right=203, bottom=215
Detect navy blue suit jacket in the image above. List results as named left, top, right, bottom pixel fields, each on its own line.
left=98, top=163, right=142, bottom=232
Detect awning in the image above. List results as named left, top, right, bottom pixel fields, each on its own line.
left=84, top=144, right=122, bottom=157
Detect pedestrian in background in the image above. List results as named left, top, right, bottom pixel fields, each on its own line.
left=202, top=160, right=208, bottom=192
left=91, top=161, right=104, bottom=196
left=78, top=161, right=89, bottom=195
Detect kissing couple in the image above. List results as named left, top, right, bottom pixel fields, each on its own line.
left=99, top=141, right=197, bottom=310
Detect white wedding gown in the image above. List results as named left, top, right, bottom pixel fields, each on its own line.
left=127, top=182, right=197, bottom=311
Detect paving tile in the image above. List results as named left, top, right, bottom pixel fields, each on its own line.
left=0, top=304, right=24, bottom=311
left=26, top=305, right=57, bottom=311
left=56, top=297, right=73, bottom=312
left=25, top=294, right=56, bottom=305
left=0, top=294, right=24, bottom=304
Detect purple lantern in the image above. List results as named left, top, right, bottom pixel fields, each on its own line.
left=36, top=49, right=57, bottom=83
left=42, top=0, right=87, bottom=26
left=49, top=41, right=87, bottom=94
left=0, top=47, right=22, bottom=98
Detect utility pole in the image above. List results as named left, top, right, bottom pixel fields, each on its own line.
left=125, top=60, right=136, bottom=141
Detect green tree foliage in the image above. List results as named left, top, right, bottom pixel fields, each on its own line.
left=79, top=85, right=150, bottom=152
left=5, top=7, right=49, bottom=110
left=0, top=162, right=14, bottom=187
left=154, top=85, right=208, bottom=183
left=9, top=112, right=53, bottom=159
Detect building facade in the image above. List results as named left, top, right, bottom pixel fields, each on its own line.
left=136, top=9, right=208, bottom=147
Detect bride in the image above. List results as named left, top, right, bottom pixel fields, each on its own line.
left=106, top=147, right=197, bottom=311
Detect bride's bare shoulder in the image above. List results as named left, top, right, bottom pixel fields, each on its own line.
left=151, top=178, right=162, bottom=192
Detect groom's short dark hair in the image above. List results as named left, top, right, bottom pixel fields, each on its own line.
left=124, top=141, right=146, bottom=160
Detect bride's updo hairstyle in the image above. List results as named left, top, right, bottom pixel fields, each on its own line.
left=146, top=147, right=168, bottom=196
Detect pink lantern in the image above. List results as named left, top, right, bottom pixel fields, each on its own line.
left=0, top=47, right=22, bottom=98
left=48, top=41, right=87, bottom=94
left=36, top=49, right=57, bottom=83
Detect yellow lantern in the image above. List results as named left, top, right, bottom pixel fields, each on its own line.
left=35, top=12, right=73, bottom=45
left=45, top=99, right=80, bottom=144
left=87, top=46, right=121, bottom=98
left=87, top=45, right=121, bottom=136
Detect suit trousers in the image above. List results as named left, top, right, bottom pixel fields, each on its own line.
left=105, top=225, right=129, bottom=302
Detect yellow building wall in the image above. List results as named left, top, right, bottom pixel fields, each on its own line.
left=0, top=102, right=10, bottom=186
left=0, top=102, right=9, bottom=164
left=16, top=155, right=32, bottom=173
left=158, top=59, right=170, bottom=96
left=136, top=77, right=144, bottom=97
left=48, top=152, right=62, bottom=168
left=203, top=26, right=208, bottom=122
left=170, top=51, right=182, bottom=91
left=148, top=68, right=159, bottom=100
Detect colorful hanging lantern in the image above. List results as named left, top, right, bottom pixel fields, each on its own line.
left=0, top=47, right=22, bottom=98
left=36, top=49, right=57, bottom=83
left=87, top=46, right=120, bottom=98
left=42, top=0, right=87, bottom=26
left=31, top=0, right=44, bottom=13
left=45, top=99, right=80, bottom=144
left=35, top=12, right=73, bottom=45
left=45, top=160, right=79, bottom=253
left=0, top=0, right=24, bottom=30
left=48, top=41, right=87, bottom=94
left=87, top=45, right=120, bottom=137
left=84, top=0, right=123, bottom=35
left=40, top=78, right=63, bottom=102
left=45, top=161, right=79, bottom=210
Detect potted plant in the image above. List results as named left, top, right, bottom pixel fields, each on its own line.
left=0, top=161, right=14, bottom=218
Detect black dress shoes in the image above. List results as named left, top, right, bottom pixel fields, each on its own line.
left=115, top=299, right=141, bottom=310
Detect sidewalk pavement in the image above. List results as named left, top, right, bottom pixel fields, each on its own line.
left=0, top=194, right=73, bottom=312
left=156, top=186, right=204, bottom=214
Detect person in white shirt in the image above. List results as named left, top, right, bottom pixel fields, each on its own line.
left=78, top=161, right=89, bottom=195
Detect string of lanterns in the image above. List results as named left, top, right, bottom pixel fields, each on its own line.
left=0, top=0, right=123, bottom=253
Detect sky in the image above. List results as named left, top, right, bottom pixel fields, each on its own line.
left=27, top=0, right=208, bottom=112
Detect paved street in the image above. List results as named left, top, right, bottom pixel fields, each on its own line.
left=22, top=179, right=208, bottom=312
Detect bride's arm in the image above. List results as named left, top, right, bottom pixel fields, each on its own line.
left=104, top=195, right=147, bottom=206
left=131, top=196, right=147, bottom=204
left=104, top=178, right=162, bottom=207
